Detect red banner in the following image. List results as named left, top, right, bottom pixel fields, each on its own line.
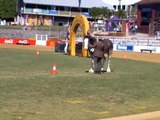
left=0, top=38, right=63, bottom=47
left=0, top=38, right=35, bottom=45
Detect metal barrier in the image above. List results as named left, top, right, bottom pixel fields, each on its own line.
left=1, top=28, right=160, bottom=47
left=95, top=36, right=160, bottom=47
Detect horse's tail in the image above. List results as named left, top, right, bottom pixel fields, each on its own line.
left=109, top=40, right=113, bottom=57
left=105, top=39, right=113, bottom=57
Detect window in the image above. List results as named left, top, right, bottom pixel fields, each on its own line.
left=118, top=5, right=121, bottom=10
left=122, top=5, right=125, bottom=10
left=141, top=8, right=152, bottom=26
left=113, top=5, right=116, bottom=10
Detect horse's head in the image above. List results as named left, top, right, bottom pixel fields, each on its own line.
left=88, top=36, right=96, bottom=46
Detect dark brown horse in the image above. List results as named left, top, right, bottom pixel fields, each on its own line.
left=87, top=36, right=113, bottom=73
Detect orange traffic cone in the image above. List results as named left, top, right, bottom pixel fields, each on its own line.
left=123, top=55, right=127, bottom=59
left=36, top=50, right=40, bottom=56
left=51, top=64, right=57, bottom=74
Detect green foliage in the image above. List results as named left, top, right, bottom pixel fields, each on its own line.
left=115, top=9, right=127, bottom=19
left=89, top=7, right=101, bottom=20
left=89, top=7, right=112, bottom=20
left=0, top=0, right=16, bottom=19
left=101, top=7, right=112, bottom=19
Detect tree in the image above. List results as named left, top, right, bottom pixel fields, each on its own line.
left=89, top=7, right=112, bottom=21
left=0, top=0, right=16, bottom=20
left=101, top=7, right=112, bottom=19
left=115, top=10, right=126, bottom=19
left=89, top=7, right=102, bottom=20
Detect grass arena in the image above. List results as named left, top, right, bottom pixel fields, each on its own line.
left=0, top=43, right=160, bottom=120
left=0, top=14, right=160, bottom=120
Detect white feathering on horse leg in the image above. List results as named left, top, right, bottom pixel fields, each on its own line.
left=89, top=68, right=94, bottom=73
left=107, top=66, right=111, bottom=72
left=107, top=59, right=111, bottom=73
left=101, top=68, right=104, bottom=71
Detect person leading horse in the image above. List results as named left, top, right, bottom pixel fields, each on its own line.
left=86, top=31, right=113, bottom=74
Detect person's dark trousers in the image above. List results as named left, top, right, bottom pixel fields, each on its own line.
left=93, top=57, right=103, bottom=74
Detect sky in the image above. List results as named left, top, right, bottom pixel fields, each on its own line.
left=102, top=0, right=141, bottom=5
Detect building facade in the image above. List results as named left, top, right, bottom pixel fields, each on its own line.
left=103, top=0, right=141, bottom=17
left=16, top=0, right=113, bottom=26
left=137, top=0, right=160, bottom=33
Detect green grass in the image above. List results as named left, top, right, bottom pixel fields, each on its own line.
left=0, top=48, right=160, bottom=120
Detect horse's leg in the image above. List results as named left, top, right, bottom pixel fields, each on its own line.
left=101, top=56, right=106, bottom=71
left=89, top=58, right=94, bottom=73
left=107, top=56, right=111, bottom=73
left=64, top=41, right=68, bottom=54
left=88, top=52, right=95, bottom=73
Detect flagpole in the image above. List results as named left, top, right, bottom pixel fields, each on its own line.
left=78, top=0, right=81, bottom=12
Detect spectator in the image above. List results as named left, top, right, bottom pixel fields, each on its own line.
left=64, top=25, right=70, bottom=54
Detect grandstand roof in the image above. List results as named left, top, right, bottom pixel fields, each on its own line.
left=103, top=0, right=141, bottom=5
left=137, top=0, right=160, bottom=4
left=23, top=0, right=114, bottom=9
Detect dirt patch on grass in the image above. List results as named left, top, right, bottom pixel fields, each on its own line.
left=98, top=111, right=160, bottom=120
left=112, top=51, right=160, bottom=63
left=0, top=44, right=54, bottom=51
left=1, top=44, right=159, bottom=63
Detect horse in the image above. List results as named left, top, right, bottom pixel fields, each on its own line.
left=87, top=36, right=113, bottom=73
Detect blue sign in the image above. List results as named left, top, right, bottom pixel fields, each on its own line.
left=49, top=10, right=58, bottom=15
left=42, top=10, right=58, bottom=15
left=83, top=12, right=90, bottom=17
left=142, top=8, right=151, bottom=12
left=127, top=45, right=134, bottom=51
left=117, top=44, right=133, bottom=51
left=42, top=10, right=49, bottom=14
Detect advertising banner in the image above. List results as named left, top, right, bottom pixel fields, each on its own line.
left=117, top=44, right=133, bottom=51
left=0, top=38, right=35, bottom=45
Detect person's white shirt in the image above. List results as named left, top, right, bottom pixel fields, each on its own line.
left=135, top=25, right=138, bottom=29
left=84, top=37, right=89, bottom=49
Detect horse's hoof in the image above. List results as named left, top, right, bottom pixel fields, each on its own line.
left=89, top=69, right=94, bottom=73
left=107, top=68, right=111, bottom=73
